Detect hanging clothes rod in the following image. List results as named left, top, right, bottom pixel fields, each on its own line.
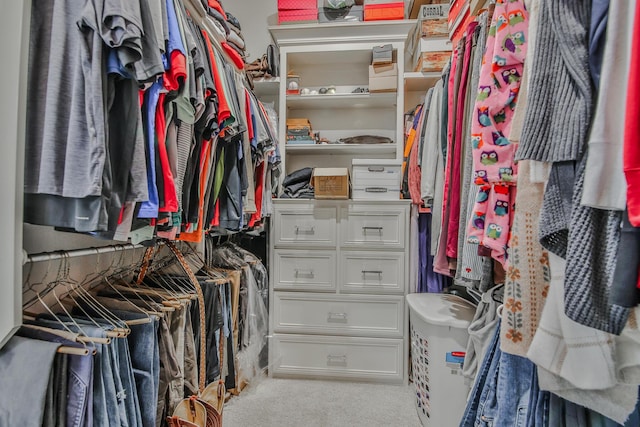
left=24, top=243, right=144, bottom=265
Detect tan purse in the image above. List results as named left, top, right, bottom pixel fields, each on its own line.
left=160, top=242, right=226, bottom=427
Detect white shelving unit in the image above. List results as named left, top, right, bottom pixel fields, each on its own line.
left=269, top=20, right=415, bottom=176
left=267, top=21, right=415, bottom=385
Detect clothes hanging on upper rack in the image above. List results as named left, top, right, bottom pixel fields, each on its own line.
left=23, top=0, right=281, bottom=244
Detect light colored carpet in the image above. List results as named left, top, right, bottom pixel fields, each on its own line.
left=223, top=378, right=422, bottom=427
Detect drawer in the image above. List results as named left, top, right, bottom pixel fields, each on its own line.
left=271, top=334, right=403, bottom=383
left=340, top=251, right=405, bottom=294
left=274, top=206, right=337, bottom=247
left=274, top=250, right=336, bottom=292
left=352, top=186, right=401, bottom=201
left=339, top=205, right=406, bottom=248
left=273, top=293, right=404, bottom=338
left=352, top=165, right=401, bottom=187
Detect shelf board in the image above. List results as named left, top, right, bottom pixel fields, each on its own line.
left=285, top=143, right=397, bottom=155
left=404, top=71, right=441, bottom=92
left=269, top=20, right=418, bottom=46
left=286, top=92, right=396, bottom=109
left=252, top=77, right=280, bottom=97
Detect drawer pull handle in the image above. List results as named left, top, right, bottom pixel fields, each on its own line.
left=362, top=226, right=383, bottom=234
left=294, top=226, right=315, bottom=235
left=294, top=269, right=315, bottom=278
left=362, top=270, right=383, bottom=276
left=365, top=187, right=388, bottom=193
left=326, top=354, right=347, bottom=366
left=327, top=312, right=348, bottom=323
left=367, top=166, right=385, bottom=172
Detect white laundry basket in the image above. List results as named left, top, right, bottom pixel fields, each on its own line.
left=406, top=293, right=475, bottom=427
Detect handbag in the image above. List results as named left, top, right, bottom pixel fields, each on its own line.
left=267, top=44, right=279, bottom=77
left=138, top=242, right=226, bottom=427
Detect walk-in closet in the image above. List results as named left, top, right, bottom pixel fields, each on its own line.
left=2, top=0, right=640, bottom=426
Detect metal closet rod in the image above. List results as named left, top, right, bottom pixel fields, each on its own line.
left=25, top=243, right=145, bottom=264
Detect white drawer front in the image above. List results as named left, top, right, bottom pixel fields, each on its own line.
left=273, top=293, right=403, bottom=338
left=274, top=250, right=336, bottom=292
left=341, top=251, right=404, bottom=294
left=340, top=206, right=406, bottom=248
left=352, top=165, right=401, bottom=187
left=271, top=334, right=403, bottom=383
left=274, top=207, right=337, bottom=247
left=352, top=187, right=401, bottom=201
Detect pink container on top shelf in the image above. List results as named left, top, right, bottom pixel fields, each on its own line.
left=278, top=0, right=317, bottom=10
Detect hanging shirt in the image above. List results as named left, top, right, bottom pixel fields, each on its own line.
left=139, top=81, right=162, bottom=218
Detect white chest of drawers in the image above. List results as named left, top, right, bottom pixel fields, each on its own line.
left=269, top=199, right=411, bottom=383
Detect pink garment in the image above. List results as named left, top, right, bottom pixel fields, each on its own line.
left=466, top=0, right=528, bottom=265
left=447, top=22, right=478, bottom=259
left=434, top=47, right=461, bottom=276
left=441, top=46, right=460, bottom=232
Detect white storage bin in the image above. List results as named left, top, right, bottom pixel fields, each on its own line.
left=351, top=161, right=401, bottom=201
left=406, top=293, right=475, bottom=427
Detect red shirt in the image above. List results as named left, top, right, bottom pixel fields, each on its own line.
left=625, top=0, right=640, bottom=227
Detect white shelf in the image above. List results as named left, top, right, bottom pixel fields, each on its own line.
left=285, top=143, right=398, bottom=155
left=269, top=20, right=418, bottom=47
left=286, top=92, right=396, bottom=109
left=404, top=72, right=441, bottom=92
left=252, top=77, right=280, bottom=97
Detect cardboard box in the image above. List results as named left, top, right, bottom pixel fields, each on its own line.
left=313, top=168, right=350, bottom=199
left=418, top=4, right=449, bottom=36
left=369, top=63, right=398, bottom=93
left=318, top=5, right=363, bottom=22
left=407, top=0, right=448, bottom=19
left=417, top=3, right=449, bottom=19
left=409, top=36, right=451, bottom=72
left=420, top=18, right=448, bottom=37
left=364, top=2, right=404, bottom=21
left=414, top=51, right=451, bottom=72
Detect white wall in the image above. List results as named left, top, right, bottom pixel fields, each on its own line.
left=224, top=0, right=279, bottom=62
left=0, top=0, right=29, bottom=348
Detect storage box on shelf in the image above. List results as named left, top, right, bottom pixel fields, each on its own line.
left=403, top=19, right=450, bottom=108
left=417, top=3, right=450, bottom=37
left=278, top=0, right=319, bottom=24
left=319, top=5, right=364, bottom=22
left=351, top=159, right=402, bottom=200
left=313, top=167, right=351, bottom=199
left=407, top=30, right=451, bottom=72
left=369, top=63, right=398, bottom=93
left=364, top=0, right=405, bottom=21
left=406, top=0, right=449, bottom=19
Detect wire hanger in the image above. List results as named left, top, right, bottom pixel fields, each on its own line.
left=33, top=255, right=109, bottom=346
left=64, top=252, right=131, bottom=337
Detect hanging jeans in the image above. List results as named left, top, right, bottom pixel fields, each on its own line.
left=460, top=321, right=544, bottom=426
left=17, top=326, right=95, bottom=427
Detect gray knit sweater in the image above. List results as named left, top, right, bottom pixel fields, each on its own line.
left=516, top=0, right=592, bottom=162
left=528, top=0, right=629, bottom=334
